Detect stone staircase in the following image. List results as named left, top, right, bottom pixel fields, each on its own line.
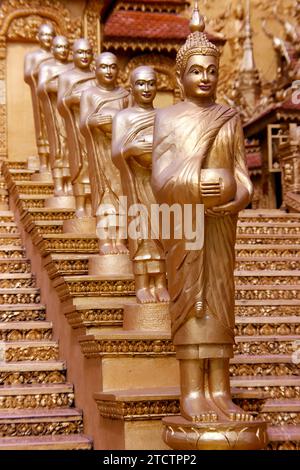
left=0, top=170, right=92, bottom=450
left=2, top=160, right=300, bottom=450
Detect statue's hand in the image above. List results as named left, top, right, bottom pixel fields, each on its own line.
left=89, top=114, right=112, bottom=130
left=124, top=140, right=153, bottom=159
left=205, top=199, right=239, bottom=217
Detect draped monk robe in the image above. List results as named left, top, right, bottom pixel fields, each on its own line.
left=152, top=101, right=252, bottom=358
left=24, top=48, right=53, bottom=157
left=80, top=85, right=129, bottom=217
left=57, top=70, right=96, bottom=192
left=112, top=109, right=165, bottom=274
left=38, top=59, right=73, bottom=179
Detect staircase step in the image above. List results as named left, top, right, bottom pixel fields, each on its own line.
left=2, top=341, right=59, bottom=362
left=0, top=434, right=92, bottom=450
left=234, top=335, right=300, bottom=355
left=14, top=181, right=53, bottom=195
left=268, top=425, right=300, bottom=450
left=8, top=169, right=35, bottom=181
left=37, top=234, right=98, bottom=255
left=237, top=222, right=300, bottom=235
left=0, top=305, right=46, bottom=322
left=236, top=258, right=299, bottom=271
left=0, top=236, right=21, bottom=247
left=0, top=247, right=25, bottom=259
left=235, top=300, right=300, bottom=317
left=0, top=258, right=31, bottom=274
left=45, top=254, right=89, bottom=278
left=0, top=321, right=52, bottom=340
left=0, top=361, right=66, bottom=385
left=18, top=195, right=47, bottom=209
left=236, top=234, right=300, bottom=244
left=34, top=221, right=64, bottom=235
left=0, top=212, right=14, bottom=222
left=6, top=162, right=28, bottom=170
left=235, top=316, right=300, bottom=336
left=0, top=288, right=40, bottom=305
left=230, top=354, right=298, bottom=376
left=0, top=223, right=18, bottom=235
left=0, top=274, right=35, bottom=289
left=240, top=209, right=300, bottom=222
left=0, top=407, right=83, bottom=437
left=236, top=286, right=300, bottom=301
left=236, top=245, right=299, bottom=257
left=22, top=208, right=75, bottom=222
left=235, top=271, right=300, bottom=286
left=0, top=383, right=74, bottom=409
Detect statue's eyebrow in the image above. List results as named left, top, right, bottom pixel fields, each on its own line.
left=188, top=63, right=217, bottom=72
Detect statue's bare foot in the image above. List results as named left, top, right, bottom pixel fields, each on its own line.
left=99, top=243, right=116, bottom=255
left=181, top=393, right=218, bottom=423
left=116, top=242, right=129, bottom=255
left=212, top=394, right=253, bottom=422
left=155, top=287, right=170, bottom=303
left=136, top=288, right=156, bottom=304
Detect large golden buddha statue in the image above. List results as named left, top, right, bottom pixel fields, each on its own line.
left=112, top=66, right=169, bottom=304
left=57, top=39, right=95, bottom=222
left=24, top=23, right=55, bottom=178
left=38, top=36, right=74, bottom=201
left=80, top=52, right=129, bottom=255
left=152, top=4, right=267, bottom=450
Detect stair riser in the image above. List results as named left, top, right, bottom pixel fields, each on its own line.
left=236, top=306, right=300, bottom=317
left=0, top=262, right=31, bottom=274
left=27, top=212, right=75, bottom=221
left=4, top=346, right=59, bottom=363
left=236, top=261, right=299, bottom=270
left=16, top=187, right=53, bottom=196
left=238, top=228, right=300, bottom=235
left=0, top=294, right=40, bottom=305
left=0, top=330, right=52, bottom=341
left=0, top=393, right=74, bottom=410
left=235, top=324, right=300, bottom=336
left=237, top=291, right=300, bottom=301
left=0, top=310, right=46, bottom=322
left=237, top=238, right=300, bottom=245
left=234, top=340, right=298, bottom=355
left=267, top=442, right=300, bottom=451
left=0, top=279, right=36, bottom=289
left=0, top=228, right=18, bottom=235
left=236, top=249, right=299, bottom=257
left=19, top=200, right=45, bottom=209
left=0, top=370, right=66, bottom=386
left=0, top=251, right=24, bottom=259
left=0, top=419, right=83, bottom=438
left=236, top=276, right=300, bottom=286
left=230, top=363, right=298, bottom=377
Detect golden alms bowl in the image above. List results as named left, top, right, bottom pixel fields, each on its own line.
left=200, top=168, right=237, bottom=209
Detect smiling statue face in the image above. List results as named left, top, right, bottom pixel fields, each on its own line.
left=38, top=24, right=55, bottom=50
left=131, top=67, right=157, bottom=106
left=96, top=53, right=118, bottom=87
left=53, top=36, right=69, bottom=62
left=182, top=54, right=218, bottom=103
left=73, top=39, right=93, bottom=69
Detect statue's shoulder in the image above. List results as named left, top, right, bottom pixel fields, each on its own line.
left=155, top=102, right=185, bottom=125
left=114, top=107, right=131, bottom=123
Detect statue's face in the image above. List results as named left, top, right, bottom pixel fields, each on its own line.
left=132, top=73, right=157, bottom=106
left=38, top=25, right=55, bottom=50
left=96, top=55, right=118, bottom=87
left=182, top=54, right=218, bottom=102
left=73, top=41, right=93, bottom=69
left=53, top=38, right=69, bottom=62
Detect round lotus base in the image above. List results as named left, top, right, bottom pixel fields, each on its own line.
left=88, top=253, right=132, bottom=276
left=45, top=196, right=76, bottom=210
left=163, top=416, right=268, bottom=451
left=123, top=302, right=170, bottom=332
left=31, top=171, right=53, bottom=183
left=63, top=217, right=96, bottom=234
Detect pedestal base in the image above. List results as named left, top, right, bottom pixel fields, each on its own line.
left=45, top=196, right=76, bottom=210
left=163, top=416, right=268, bottom=450
left=31, top=172, right=53, bottom=183
left=88, top=253, right=132, bottom=276
left=63, top=217, right=96, bottom=234
left=123, top=302, right=170, bottom=332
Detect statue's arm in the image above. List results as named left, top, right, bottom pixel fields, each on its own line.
left=111, top=112, right=127, bottom=168
left=24, top=55, right=34, bottom=85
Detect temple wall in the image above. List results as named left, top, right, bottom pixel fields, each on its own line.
left=7, top=43, right=36, bottom=161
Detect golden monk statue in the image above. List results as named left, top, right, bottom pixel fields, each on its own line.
left=38, top=36, right=73, bottom=197
left=112, top=66, right=169, bottom=304
left=152, top=26, right=254, bottom=424
left=57, top=39, right=95, bottom=218
left=24, top=23, right=55, bottom=174
left=80, top=52, right=129, bottom=253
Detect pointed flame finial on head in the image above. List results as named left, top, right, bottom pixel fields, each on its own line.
left=190, top=1, right=205, bottom=33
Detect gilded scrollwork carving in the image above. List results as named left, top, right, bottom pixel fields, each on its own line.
left=0, top=370, right=66, bottom=386
left=5, top=345, right=58, bottom=362
left=80, top=339, right=175, bottom=358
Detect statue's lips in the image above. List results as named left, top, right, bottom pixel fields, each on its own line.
left=198, top=84, right=211, bottom=91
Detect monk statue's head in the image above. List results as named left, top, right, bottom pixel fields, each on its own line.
left=38, top=23, right=55, bottom=51
left=176, top=31, right=220, bottom=103
left=130, top=66, right=157, bottom=107
left=96, top=52, right=118, bottom=90
left=52, top=36, right=70, bottom=63
left=72, top=39, right=93, bottom=70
